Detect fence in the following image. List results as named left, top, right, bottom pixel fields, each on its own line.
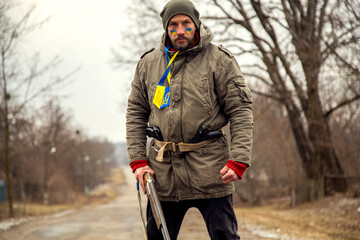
left=291, top=175, right=360, bottom=207
left=0, top=179, right=5, bottom=202
left=325, top=175, right=360, bottom=196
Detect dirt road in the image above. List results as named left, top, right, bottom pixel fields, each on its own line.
left=0, top=167, right=279, bottom=240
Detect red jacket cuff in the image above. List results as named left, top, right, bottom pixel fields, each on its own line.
left=226, top=160, right=248, bottom=179
left=130, top=160, right=149, bottom=172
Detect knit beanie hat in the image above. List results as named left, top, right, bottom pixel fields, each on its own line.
left=160, top=0, right=200, bottom=30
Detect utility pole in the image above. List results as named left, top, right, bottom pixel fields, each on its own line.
left=43, top=144, right=56, bottom=205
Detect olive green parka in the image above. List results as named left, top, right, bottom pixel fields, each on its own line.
left=126, top=23, right=253, bottom=201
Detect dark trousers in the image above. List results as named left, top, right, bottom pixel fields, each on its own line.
left=146, top=194, right=240, bottom=240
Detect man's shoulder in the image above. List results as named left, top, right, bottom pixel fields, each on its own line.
left=205, top=44, right=235, bottom=60
left=140, top=48, right=155, bottom=59
left=140, top=47, right=162, bottom=59
left=205, top=44, right=240, bottom=73
left=217, top=45, right=234, bottom=58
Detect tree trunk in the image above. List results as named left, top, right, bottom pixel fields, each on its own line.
left=286, top=104, right=326, bottom=204
left=291, top=8, right=347, bottom=198
left=2, top=52, right=14, bottom=217
left=303, top=55, right=347, bottom=194
left=3, top=95, right=14, bottom=217
left=285, top=89, right=346, bottom=205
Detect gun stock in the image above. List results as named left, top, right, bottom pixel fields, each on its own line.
left=144, top=173, right=171, bottom=240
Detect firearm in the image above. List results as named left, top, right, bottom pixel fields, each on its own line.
left=190, top=125, right=223, bottom=143
left=145, top=125, right=164, bottom=141
left=144, top=172, right=171, bottom=240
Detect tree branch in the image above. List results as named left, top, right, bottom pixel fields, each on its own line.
left=251, top=89, right=282, bottom=102
left=324, top=95, right=360, bottom=118
left=251, top=0, right=307, bottom=109
left=243, top=72, right=273, bottom=87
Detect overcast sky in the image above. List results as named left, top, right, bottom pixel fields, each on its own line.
left=14, top=0, right=134, bottom=143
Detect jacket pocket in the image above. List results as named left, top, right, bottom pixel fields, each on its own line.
left=148, top=79, right=157, bottom=105
left=148, top=140, right=175, bottom=197
left=187, top=136, right=229, bottom=193
left=148, top=79, right=157, bottom=121
left=200, top=77, right=212, bottom=116
left=234, top=79, right=253, bottom=103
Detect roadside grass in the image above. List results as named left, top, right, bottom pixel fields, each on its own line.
left=236, top=195, right=360, bottom=240
left=0, top=167, right=124, bottom=220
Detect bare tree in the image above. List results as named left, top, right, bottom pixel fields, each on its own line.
left=37, top=99, right=67, bottom=205
left=5, top=98, right=117, bottom=208
left=111, top=0, right=164, bottom=69
left=0, top=2, right=74, bottom=217
left=202, top=0, right=360, bottom=201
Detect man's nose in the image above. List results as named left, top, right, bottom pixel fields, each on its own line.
left=177, top=25, right=186, bottom=35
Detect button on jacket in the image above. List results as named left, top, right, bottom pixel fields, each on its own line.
left=126, top=23, right=253, bottom=201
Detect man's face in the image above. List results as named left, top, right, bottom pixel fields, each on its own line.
left=167, top=14, right=196, bottom=51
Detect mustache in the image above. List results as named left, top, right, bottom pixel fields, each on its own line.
left=176, top=36, right=188, bottom=40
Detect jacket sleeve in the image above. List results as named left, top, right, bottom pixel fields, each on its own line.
left=126, top=59, right=151, bottom=164
left=215, top=51, right=253, bottom=166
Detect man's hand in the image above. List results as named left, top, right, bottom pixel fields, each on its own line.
left=135, top=165, right=155, bottom=192
left=220, top=165, right=239, bottom=184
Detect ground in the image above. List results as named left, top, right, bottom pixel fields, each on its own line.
left=0, top=167, right=359, bottom=240
left=236, top=195, right=360, bottom=240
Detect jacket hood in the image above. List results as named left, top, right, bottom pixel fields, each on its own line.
left=160, top=23, right=214, bottom=54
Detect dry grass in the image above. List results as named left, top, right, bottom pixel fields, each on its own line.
left=0, top=202, right=76, bottom=220
left=0, top=168, right=124, bottom=220
left=84, top=167, right=124, bottom=206
left=106, top=167, right=124, bottom=185
left=236, top=195, right=360, bottom=240
left=16, top=203, right=73, bottom=216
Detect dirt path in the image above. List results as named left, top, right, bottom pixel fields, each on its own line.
left=0, top=167, right=279, bottom=240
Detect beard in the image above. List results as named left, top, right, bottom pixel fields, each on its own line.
left=174, top=45, right=190, bottom=51
left=172, top=36, right=193, bottom=51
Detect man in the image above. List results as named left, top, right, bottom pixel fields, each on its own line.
left=126, top=0, right=253, bottom=239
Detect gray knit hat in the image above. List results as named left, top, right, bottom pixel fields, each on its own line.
left=160, top=0, right=200, bottom=30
